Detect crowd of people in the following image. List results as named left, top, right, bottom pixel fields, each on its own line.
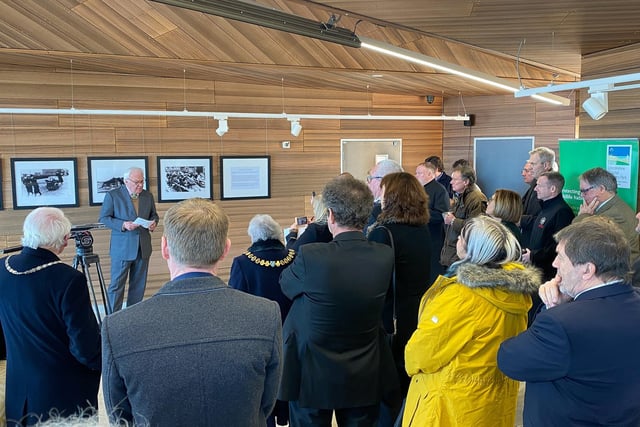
left=2, top=152, right=640, bottom=427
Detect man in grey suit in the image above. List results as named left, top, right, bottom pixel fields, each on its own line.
left=102, top=198, right=283, bottom=427
left=99, top=167, right=159, bottom=312
left=573, top=167, right=640, bottom=264
left=280, top=176, right=399, bottom=426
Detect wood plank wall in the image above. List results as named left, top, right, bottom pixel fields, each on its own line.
left=0, top=69, right=443, bottom=303
left=441, top=94, right=577, bottom=174
left=579, top=43, right=640, bottom=139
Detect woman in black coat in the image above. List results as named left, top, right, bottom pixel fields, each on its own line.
left=368, top=172, right=432, bottom=421
left=229, top=214, right=295, bottom=427
left=286, top=193, right=333, bottom=251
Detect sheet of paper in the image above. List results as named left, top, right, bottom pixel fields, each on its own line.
left=133, top=217, right=154, bottom=229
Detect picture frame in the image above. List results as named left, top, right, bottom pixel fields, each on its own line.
left=10, top=157, right=79, bottom=210
left=157, top=156, right=213, bottom=202
left=220, top=156, right=271, bottom=200
left=88, top=157, right=149, bottom=206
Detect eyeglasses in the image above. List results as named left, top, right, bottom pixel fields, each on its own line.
left=579, top=185, right=596, bottom=194
left=366, top=175, right=382, bottom=183
left=127, top=178, right=144, bottom=186
left=522, top=168, right=533, bottom=173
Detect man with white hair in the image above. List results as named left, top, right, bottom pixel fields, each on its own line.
left=0, top=207, right=101, bottom=426
left=365, top=159, right=403, bottom=233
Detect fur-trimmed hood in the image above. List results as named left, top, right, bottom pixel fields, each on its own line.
left=456, top=262, right=541, bottom=294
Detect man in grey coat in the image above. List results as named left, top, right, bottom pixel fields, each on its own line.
left=99, top=166, right=159, bottom=312
left=102, top=198, right=283, bottom=427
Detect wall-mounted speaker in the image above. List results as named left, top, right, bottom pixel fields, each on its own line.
left=463, top=114, right=475, bottom=127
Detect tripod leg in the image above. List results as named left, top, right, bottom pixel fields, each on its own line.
left=93, top=260, right=111, bottom=316
left=82, top=259, right=103, bottom=325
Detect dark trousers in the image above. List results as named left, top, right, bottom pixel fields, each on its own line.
left=289, top=401, right=379, bottom=427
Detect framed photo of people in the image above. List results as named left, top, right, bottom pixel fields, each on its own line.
left=88, top=157, right=148, bottom=206
left=10, top=157, right=79, bottom=210
left=219, top=156, right=271, bottom=200
left=157, top=156, right=213, bottom=202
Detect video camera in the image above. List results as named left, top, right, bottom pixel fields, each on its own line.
left=70, top=223, right=106, bottom=255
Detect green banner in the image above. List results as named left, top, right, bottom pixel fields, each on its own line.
left=559, top=139, right=638, bottom=214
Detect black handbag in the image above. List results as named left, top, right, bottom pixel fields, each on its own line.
left=381, top=226, right=397, bottom=339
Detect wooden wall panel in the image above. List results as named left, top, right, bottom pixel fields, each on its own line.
left=442, top=94, right=576, bottom=174
left=0, top=69, right=441, bottom=303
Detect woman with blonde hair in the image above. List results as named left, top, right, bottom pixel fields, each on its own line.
left=286, top=193, right=332, bottom=250
left=402, top=216, right=540, bottom=427
left=486, top=189, right=524, bottom=245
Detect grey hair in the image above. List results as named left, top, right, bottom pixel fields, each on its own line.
left=323, top=176, right=373, bottom=229
left=529, top=147, right=556, bottom=171
left=21, top=207, right=71, bottom=251
left=580, top=167, right=618, bottom=193
left=373, top=159, right=404, bottom=177
left=312, top=195, right=328, bottom=225
left=123, top=166, right=143, bottom=180
left=247, top=214, right=283, bottom=243
left=451, top=216, right=521, bottom=270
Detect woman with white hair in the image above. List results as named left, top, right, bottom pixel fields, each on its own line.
left=402, top=216, right=540, bottom=427
left=229, top=213, right=295, bottom=427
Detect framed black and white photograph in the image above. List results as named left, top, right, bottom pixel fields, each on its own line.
left=10, top=158, right=79, bottom=209
left=88, top=157, right=148, bottom=206
left=157, top=156, right=213, bottom=202
left=220, top=156, right=271, bottom=200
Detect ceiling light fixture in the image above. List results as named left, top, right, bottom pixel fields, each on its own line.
left=359, top=37, right=570, bottom=106
left=151, top=0, right=361, bottom=48
left=216, top=118, right=228, bottom=136
left=290, top=120, right=302, bottom=137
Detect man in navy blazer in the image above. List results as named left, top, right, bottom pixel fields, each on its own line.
left=498, top=217, right=640, bottom=426
left=279, top=176, right=399, bottom=426
left=99, top=166, right=159, bottom=312
left=0, top=207, right=101, bottom=426
left=102, top=198, right=282, bottom=427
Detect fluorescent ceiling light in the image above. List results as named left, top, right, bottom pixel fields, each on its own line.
left=151, top=0, right=361, bottom=48
left=0, top=108, right=469, bottom=121
left=360, top=37, right=570, bottom=106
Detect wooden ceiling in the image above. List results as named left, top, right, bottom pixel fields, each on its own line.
left=0, top=0, right=638, bottom=99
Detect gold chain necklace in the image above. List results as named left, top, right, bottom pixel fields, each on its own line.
left=244, top=249, right=295, bottom=268
left=5, top=255, right=63, bottom=275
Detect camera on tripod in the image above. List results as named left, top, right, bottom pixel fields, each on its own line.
left=70, top=223, right=106, bottom=256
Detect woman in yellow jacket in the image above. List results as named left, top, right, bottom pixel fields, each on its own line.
left=403, top=216, right=541, bottom=427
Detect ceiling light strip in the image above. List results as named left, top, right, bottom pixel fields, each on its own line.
left=360, top=37, right=570, bottom=106
left=515, top=72, right=640, bottom=97
left=0, top=108, right=468, bottom=121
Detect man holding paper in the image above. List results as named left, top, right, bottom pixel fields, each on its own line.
left=100, top=166, right=159, bottom=312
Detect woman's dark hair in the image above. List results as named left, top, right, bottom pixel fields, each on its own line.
left=377, top=172, right=429, bottom=226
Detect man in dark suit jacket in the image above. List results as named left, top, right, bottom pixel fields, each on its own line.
left=522, top=172, right=574, bottom=281
left=425, top=155, right=452, bottom=199
left=415, top=162, right=449, bottom=281
left=499, top=217, right=640, bottom=426
left=519, top=162, right=541, bottom=247
left=102, top=198, right=282, bottom=427
left=99, top=166, right=159, bottom=312
left=0, top=207, right=101, bottom=426
left=279, top=176, right=399, bottom=426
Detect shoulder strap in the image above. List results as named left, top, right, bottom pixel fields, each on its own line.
left=381, top=226, right=397, bottom=335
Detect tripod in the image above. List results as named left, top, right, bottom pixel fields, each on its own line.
left=72, top=243, right=110, bottom=325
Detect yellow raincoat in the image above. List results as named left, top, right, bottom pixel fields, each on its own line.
left=403, top=262, right=540, bottom=427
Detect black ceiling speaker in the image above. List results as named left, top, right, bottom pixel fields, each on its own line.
left=463, top=114, right=475, bottom=127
